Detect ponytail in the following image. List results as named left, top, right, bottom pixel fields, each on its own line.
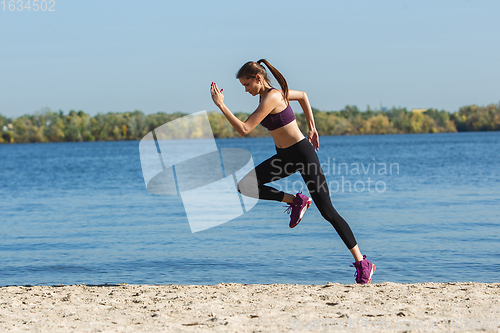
left=236, top=59, right=289, bottom=104
left=257, top=59, right=289, bottom=104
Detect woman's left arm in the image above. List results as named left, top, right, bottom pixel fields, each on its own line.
left=288, top=90, right=319, bottom=151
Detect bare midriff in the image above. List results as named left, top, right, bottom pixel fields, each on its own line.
left=269, top=120, right=305, bottom=149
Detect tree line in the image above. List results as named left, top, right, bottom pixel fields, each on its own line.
left=0, top=103, right=499, bottom=144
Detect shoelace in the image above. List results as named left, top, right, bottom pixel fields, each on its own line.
left=283, top=192, right=302, bottom=215
left=350, top=262, right=362, bottom=283
left=283, top=203, right=294, bottom=215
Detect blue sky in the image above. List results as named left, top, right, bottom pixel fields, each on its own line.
left=1, top=0, right=499, bottom=118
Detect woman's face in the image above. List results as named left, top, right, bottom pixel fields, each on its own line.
left=239, top=76, right=261, bottom=96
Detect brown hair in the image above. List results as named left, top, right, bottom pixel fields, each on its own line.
left=236, top=59, right=289, bottom=103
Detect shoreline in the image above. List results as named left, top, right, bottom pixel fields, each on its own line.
left=1, top=282, right=499, bottom=332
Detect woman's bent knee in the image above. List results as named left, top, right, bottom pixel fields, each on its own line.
left=237, top=178, right=258, bottom=198
left=237, top=181, right=244, bottom=194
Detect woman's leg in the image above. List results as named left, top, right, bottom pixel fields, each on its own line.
left=237, top=153, right=297, bottom=202
left=349, top=245, right=363, bottom=262
left=295, top=141, right=360, bottom=256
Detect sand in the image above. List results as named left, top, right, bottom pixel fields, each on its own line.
left=1, top=282, right=499, bottom=332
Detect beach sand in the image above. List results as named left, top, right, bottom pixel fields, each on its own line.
left=1, top=282, right=499, bottom=332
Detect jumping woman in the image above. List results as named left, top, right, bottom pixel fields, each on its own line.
left=210, top=59, right=375, bottom=284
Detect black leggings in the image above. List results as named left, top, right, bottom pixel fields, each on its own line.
left=237, top=138, right=357, bottom=250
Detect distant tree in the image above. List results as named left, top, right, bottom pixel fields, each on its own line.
left=451, top=104, right=500, bottom=131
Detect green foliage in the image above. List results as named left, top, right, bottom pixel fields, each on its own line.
left=451, top=104, right=500, bottom=131
left=0, top=103, right=499, bottom=144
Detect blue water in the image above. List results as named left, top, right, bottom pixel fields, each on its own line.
left=1, top=132, right=499, bottom=286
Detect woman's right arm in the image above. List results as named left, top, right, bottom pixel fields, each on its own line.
left=288, top=90, right=319, bottom=151
left=211, top=82, right=278, bottom=137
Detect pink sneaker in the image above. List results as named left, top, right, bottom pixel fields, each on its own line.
left=283, top=191, right=312, bottom=228
left=351, top=255, right=376, bottom=284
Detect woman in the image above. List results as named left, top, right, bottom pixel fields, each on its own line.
left=210, top=59, right=375, bottom=284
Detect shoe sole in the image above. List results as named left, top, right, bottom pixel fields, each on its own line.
left=367, top=264, right=376, bottom=284
left=290, top=198, right=312, bottom=228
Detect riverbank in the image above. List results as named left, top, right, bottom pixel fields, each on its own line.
left=1, top=282, right=499, bottom=332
